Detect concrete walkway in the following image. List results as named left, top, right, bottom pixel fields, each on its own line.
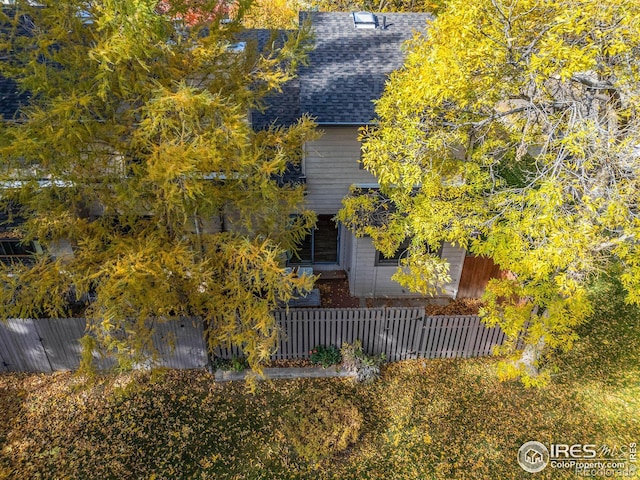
left=214, top=366, right=356, bottom=382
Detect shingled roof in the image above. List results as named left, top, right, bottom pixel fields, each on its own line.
left=254, top=11, right=430, bottom=128
left=299, top=12, right=430, bottom=124
left=1, top=10, right=429, bottom=126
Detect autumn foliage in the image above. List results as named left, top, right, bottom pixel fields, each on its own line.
left=340, top=0, right=640, bottom=385
left=0, top=0, right=317, bottom=372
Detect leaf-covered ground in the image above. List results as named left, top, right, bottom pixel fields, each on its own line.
left=1, top=277, right=638, bottom=479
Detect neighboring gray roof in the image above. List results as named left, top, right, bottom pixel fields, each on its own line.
left=251, top=77, right=301, bottom=130
left=239, top=28, right=302, bottom=130
left=0, top=75, right=29, bottom=120
left=1, top=9, right=36, bottom=121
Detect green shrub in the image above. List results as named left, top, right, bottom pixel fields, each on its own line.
left=309, top=345, right=342, bottom=367
left=281, top=390, right=362, bottom=463
left=211, top=356, right=248, bottom=372
left=341, top=340, right=386, bottom=383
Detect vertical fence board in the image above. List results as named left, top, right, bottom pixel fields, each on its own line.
left=461, top=317, right=475, bottom=358
left=383, top=310, right=394, bottom=360
left=450, top=317, right=462, bottom=357
left=411, top=315, right=422, bottom=360
left=450, top=317, right=464, bottom=358
left=436, top=317, right=450, bottom=358
left=410, top=309, right=425, bottom=359
left=441, top=317, right=454, bottom=358
left=479, top=326, right=493, bottom=357
left=329, top=312, right=337, bottom=351
left=0, top=340, right=6, bottom=372
left=392, top=309, right=404, bottom=361
left=449, top=317, right=460, bottom=357
left=418, top=316, right=432, bottom=358
left=475, top=321, right=491, bottom=356
left=424, top=316, right=439, bottom=358
left=301, top=313, right=309, bottom=359
left=400, top=313, right=412, bottom=360
left=372, top=309, right=386, bottom=356
left=434, top=317, right=447, bottom=358
left=486, top=327, right=502, bottom=356
left=460, top=317, right=472, bottom=358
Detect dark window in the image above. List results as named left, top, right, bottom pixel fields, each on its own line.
left=375, top=239, right=441, bottom=266
left=289, top=215, right=339, bottom=265
left=375, top=238, right=410, bottom=266
left=0, top=239, right=40, bottom=265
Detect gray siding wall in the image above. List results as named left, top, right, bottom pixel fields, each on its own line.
left=349, top=236, right=466, bottom=298
left=304, top=126, right=377, bottom=215
left=303, top=125, right=466, bottom=299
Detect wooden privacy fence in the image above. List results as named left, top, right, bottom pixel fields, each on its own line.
left=0, top=309, right=507, bottom=372
left=215, top=308, right=507, bottom=362
left=0, top=318, right=208, bottom=373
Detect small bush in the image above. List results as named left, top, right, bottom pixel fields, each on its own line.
left=341, top=340, right=386, bottom=383
left=281, top=389, right=363, bottom=463
left=211, top=356, right=248, bottom=372
left=309, top=345, right=341, bottom=368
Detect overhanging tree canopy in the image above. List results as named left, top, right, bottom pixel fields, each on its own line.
left=339, top=0, right=640, bottom=385
left=0, top=0, right=317, bottom=372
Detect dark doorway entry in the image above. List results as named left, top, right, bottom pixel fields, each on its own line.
left=289, top=214, right=339, bottom=264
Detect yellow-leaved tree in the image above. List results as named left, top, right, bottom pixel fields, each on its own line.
left=243, top=0, right=301, bottom=29
left=0, top=0, right=317, bottom=373
left=309, top=0, right=447, bottom=14
left=339, top=0, right=640, bottom=385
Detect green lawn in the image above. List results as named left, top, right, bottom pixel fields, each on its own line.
left=1, top=277, right=638, bottom=479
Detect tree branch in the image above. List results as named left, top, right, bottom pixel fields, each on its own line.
left=571, top=74, right=615, bottom=90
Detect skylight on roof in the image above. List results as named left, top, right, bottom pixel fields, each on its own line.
left=353, top=11, right=377, bottom=29
left=228, top=41, right=246, bottom=52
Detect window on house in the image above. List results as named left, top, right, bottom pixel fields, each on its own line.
left=0, top=238, right=41, bottom=265
left=375, top=239, right=441, bottom=266
left=289, top=215, right=339, bottom=264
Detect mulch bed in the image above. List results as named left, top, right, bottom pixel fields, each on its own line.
left=424, top=298, right=483, bottom=315
left=316, top=279, right=360, bottom=308
left=315, top=278, right=483, bottom=313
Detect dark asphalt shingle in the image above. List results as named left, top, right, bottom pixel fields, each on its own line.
left=299, top=12, right=430, bottom=124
